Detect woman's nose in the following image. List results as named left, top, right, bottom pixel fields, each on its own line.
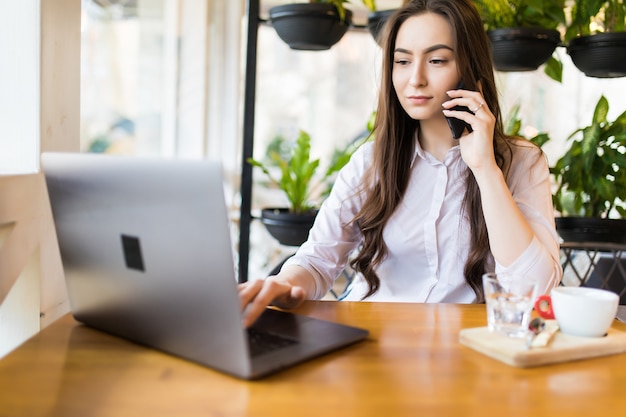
left=409, top=63, right=425, bottom=87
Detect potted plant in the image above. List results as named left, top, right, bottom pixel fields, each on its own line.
left=365, top=1, right=411, bottom=45
left=473, top=0, right=565, bottom=73
left=269, top=1, right=356, bottom=51
left=564, top=0, right=626, bottom=78
left=505, top=101, right=626, bottom=298
left=550, top=95, right=626, bottom=243
left=247, top=129, right=362, bottom=246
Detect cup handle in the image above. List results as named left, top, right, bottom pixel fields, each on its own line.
left=534, top=295, right=555, bottom=319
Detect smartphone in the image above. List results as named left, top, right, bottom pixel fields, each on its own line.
left=445, top=82, right=473, bottom=140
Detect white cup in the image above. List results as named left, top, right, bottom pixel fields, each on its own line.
left=535, top=287, right=619, bottom=337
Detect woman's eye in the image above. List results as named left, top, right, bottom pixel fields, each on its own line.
left=430, top=58, right=448, bottom=65
left=394, top=58, right=410, bottom=65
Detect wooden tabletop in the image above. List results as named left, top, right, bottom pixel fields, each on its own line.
left=1, top=301, right=626, bottom=416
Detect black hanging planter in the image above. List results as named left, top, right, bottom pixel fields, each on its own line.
left=260, top=208, right=318, bottom=247
left=555, top=217, right=626, bottom=245
left=567, top=32, right=626, bottom=78
left=366, top=9, right=396, bottom=45
left=268, top=3, right=352, bottom=51
left=487, top=27, right=561, bottom=72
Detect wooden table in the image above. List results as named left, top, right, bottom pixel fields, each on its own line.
left=1, top=301, right=626, bottom=416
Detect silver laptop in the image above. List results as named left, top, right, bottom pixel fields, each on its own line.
left=41, top=152, right=368, bottom=380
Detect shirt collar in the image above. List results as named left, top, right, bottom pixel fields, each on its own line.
left=413, top=132, right=462, bottom=167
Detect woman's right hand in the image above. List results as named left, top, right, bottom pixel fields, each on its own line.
left=238, top=272, right=307, bottom=328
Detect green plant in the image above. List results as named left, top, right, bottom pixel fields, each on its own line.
left=473, top=0, right=566, bottom=31
left=359, top=0, right=377, bottom=12
left=473, top=0, right=566, bottom=82
left=248, top=130, right=359, bottom=214
left=504, top=104, right=551, bottom=148
left=322, top=112, right=375, bottom=198
left=309, top=0, right=378, bottom=20
left=307, top=0, right=369, bottom=21
left=260, top=134, right=291, bottom=166
left=358, top=0, right=412, bottom=11
left=312, top=0, right=350, bottom=21
left=565, top=0, right=626, bottom=42
left=551, top=96, right=626, bottom=218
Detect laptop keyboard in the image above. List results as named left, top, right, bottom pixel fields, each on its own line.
left=247, top=328, right=298, bottom=357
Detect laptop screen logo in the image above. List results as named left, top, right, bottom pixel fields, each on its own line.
left=121, top=234, right=145, bottom=272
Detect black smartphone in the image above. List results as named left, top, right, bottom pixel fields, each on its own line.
left=445, top=82, right=473, bottom=139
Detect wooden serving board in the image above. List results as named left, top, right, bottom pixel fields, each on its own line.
left=459, top=324, right=626, bottom=368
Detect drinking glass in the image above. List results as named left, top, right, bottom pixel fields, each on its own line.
left=483, top=272, right=538, bottom=338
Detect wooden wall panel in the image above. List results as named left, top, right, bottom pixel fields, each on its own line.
left=0, top=0, right=80, bottom=357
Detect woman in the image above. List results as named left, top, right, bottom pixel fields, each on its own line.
left=239, top=0, right=562, bottom=327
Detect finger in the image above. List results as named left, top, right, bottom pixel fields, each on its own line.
left=445, top=87, right=482, bottom=99
left=241, top=279, right=292, bottom=328
left=279, top=285, right=306, bottom=309
left=470, top=102, right=485, bottom=114
left=448, top=98, right=486, bottom=113
left=238, top=278, right=264, bottom=311
left=442, top=107, right=473, bottom=124
left=444, top=90, right=487, bottom=112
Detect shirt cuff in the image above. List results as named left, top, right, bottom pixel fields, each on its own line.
left=282, top=257, right=328, bottom=300
left=494, top=235, right=561, bottom=294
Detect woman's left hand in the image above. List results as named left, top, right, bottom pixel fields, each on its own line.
left=442, top=88, right=497, bottom=176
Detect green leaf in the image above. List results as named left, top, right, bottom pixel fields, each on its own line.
left=324, top=0, right=352, bottom=22
left=504, top=104, right=522, bottom=135
left=360, top=0, right=376, bottom=12
left=611, top=110, right=626, bottom=133
left=543, top=55, right=563, bottom=83
left=247, top=156, right=280, bottom=186
left=593, top=95, right=609, bottom=125
left=530, top=133, right=551, bottom=148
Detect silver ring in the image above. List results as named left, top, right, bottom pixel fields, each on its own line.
left=472, top=102, right=484, bottom=114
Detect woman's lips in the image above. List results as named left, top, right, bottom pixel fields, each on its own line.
left=406, top=95, right=431, bottom=105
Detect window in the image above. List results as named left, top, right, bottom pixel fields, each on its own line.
left=0, top=1, right=39, bottom=174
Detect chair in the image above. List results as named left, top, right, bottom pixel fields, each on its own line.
left=560, top=242, right=626, bottom=304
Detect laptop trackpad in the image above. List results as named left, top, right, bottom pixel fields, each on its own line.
left=247, top=307, right=368, bottom=378
left=251, top=307, right=368, bottom=351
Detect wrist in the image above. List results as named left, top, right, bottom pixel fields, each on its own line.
left=471, top=162, right=503, bottom=186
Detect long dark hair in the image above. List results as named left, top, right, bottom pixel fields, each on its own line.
left=350, top=0, right=514, bottom=301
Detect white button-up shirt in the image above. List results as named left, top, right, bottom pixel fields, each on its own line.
left=284, top=139, right=562, bottom=303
